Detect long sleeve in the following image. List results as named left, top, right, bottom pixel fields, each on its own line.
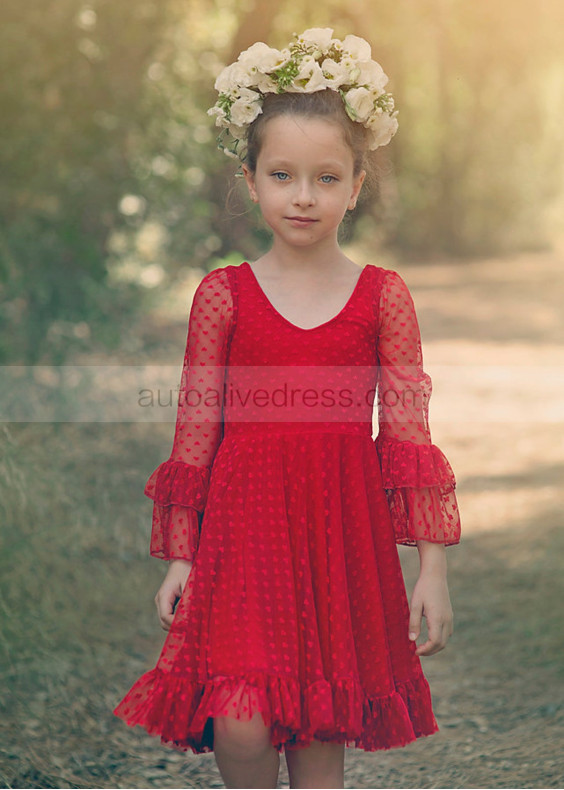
left=374, top=269, right=461, bottom=546
left=144, top=268, right=235, bottom=561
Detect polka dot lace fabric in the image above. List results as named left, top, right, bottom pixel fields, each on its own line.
left=114, top=262, right=461, bottom=754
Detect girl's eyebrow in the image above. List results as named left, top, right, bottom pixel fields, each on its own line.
left=265, top=159, right=347, bottom=171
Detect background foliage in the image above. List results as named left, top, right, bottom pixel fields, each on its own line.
left=2, top=0, right=564, bottom=365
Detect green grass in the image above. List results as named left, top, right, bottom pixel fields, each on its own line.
left=0, top=422, right=177, bottom=788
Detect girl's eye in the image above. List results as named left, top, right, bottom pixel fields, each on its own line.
left=320, top=175, right=337, bottom=184
left=272, top=172, right=290, bottom=181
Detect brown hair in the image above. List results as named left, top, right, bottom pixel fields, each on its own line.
left=245, top=90, right=371, bottom=177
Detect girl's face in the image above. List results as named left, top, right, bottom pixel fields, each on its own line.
left=243, top=115, right=365, bottom=253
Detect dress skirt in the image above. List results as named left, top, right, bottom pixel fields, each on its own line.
left=114, top=429, right=438, bottom=753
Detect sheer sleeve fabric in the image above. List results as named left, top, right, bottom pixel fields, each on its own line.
left=144, top=268, right=235, bottom=561
left=374, top=269, right=461, bottom=546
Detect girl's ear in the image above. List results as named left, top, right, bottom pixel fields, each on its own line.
left=242, top=165, right=259, bottom=203
left=348, top=169, right=366, bottom=211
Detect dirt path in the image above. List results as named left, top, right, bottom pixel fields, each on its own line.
left=342, top=250, right=564, bottom=789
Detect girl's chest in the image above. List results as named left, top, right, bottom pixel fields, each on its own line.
left=229, top=267, right=377, bottom=366
left=251, top=279, right=360, bottom=331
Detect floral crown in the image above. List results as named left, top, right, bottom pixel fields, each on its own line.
left=207, top=27, right=398, bottom=163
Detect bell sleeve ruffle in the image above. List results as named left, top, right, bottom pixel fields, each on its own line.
left=374, top=269, right=461, bottom=546
left=374, top=435, right=461, bottom=545
left=144, top=460, right=211, bottom=561
left=144, top=267, right=235, bottom=562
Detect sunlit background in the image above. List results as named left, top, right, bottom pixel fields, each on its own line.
left=2, top=0, right=564, bottom=365
left=1, top=1, right=563, bottom=788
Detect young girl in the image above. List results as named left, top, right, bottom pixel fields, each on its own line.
left=114, top=28, right=461, bottom=789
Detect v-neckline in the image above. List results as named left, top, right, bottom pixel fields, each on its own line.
left=242, top=261, right=369, bottom=333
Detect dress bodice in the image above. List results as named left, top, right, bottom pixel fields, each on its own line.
left=224, top=261, right=380, bottom=438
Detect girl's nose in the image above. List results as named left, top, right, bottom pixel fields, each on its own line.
left=292, top=180, right=315, bottom=207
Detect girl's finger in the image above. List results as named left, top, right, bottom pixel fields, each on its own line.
left=430, top=619, right=451, bottom=654
left=408, top=598, right=423, bottom=642
left=416, top=639, right=442, bottom=656
left=416, top=618, right=444, bottom=656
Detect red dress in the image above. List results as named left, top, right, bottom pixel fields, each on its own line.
left=114, top=261, right=461, bottom=754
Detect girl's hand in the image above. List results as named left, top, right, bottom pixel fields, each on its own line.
left=155, top=559, right=193, bottom=631
left=409, top=545, right=453, bottom=656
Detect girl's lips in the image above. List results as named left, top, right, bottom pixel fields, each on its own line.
left=286, top=216, right=318, bottom=227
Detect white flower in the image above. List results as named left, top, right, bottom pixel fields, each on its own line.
left=320, top=58, right=350, bottom=89
left=207, top=104, right=227, bottom=126
left=231, top=84, right=259, bottom=100
left=344, top=87, right=375, bottom=123
left=222, top=145, right=241, bottom=160
left=366, top=113, right=399, bottom=148
left=339, top=56, right=361, bottom=85
left=357, top=60, right=388, bottom=92
left=254, top=72, right=278, bottom=93
left=228, top=122, right=247, bottom=140
left=214, top=61, right=253, bottom=94
left=237, top=42, right=287, bottom=73
left=229, top=88, right=262, bottom=125
left=298, top=27, right=334, bottom=52
left=342, top=34, right=372, bottom=61
left=288, top=56, right=326, bottom=93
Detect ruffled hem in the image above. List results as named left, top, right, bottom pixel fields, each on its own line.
left=144, top=459, right=210, bottom=511
left=113, top=669, right=438, bottom=755
left=374, top=435, right=456, bottom=489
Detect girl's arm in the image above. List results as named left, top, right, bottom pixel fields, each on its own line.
left=408, top=541, right=453, bottom=656
left=374, top=269, right=460, bottom=653
left=144, top=268, right=234, bottom=563
left=374, top=268, right=461, bottom=546
left=144, top=268, right=235, bottom=628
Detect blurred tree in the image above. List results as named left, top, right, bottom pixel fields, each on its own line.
left=227, top=0, right=280, bottom=61
left=351, top=0, right=564, bottom=255
left=2, top=0, right=563, bottom=369
left=0, top=0, right=174, bottom=364
left=0, top=0, right=279, bottom=365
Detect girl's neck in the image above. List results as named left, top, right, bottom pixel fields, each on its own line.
left=259, top=237, right=353, bottom=279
